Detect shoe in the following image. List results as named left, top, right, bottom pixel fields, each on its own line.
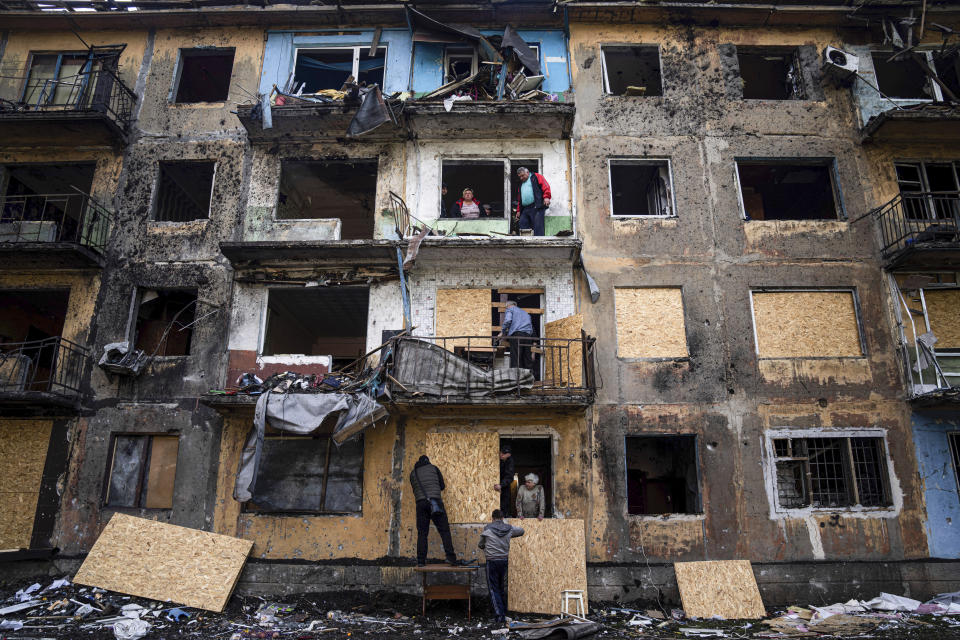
left=446, top=558, right=466, bottom=566
left=416, top=561, right=426, bottom=567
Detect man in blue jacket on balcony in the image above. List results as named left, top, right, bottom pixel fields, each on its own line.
left=499, top=300, right=534, bottom=372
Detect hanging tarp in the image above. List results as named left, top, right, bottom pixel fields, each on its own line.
left=347, top=85, right=393, bottom=136
left=233, top=390, right=387, bottom=502
left=391, top=337, right=533, bottom=397
left=502, top=24, right=540, bottom=76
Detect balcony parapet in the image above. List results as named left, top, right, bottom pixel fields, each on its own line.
left=866, top=191, right=960, bottom=271
left=0, top=337, right=89, bottom=414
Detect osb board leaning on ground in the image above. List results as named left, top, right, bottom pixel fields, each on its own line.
left=426, top=431, right=499, bottom=523
left=507, top=518, right=587, bottom=615
left=674, top=560, right=766, bottom=619
left=74, top=513, right=254, bottom=612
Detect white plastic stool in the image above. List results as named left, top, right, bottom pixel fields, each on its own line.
left=561, top=589, right=585, bottom=617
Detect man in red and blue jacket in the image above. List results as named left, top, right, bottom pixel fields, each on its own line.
left=514, top=166, right=551, bottom=236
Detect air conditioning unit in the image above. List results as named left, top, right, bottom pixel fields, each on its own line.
left=822, top=46, right=859, bottom=85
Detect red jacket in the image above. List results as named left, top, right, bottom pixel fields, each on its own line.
left=515, top=173, right=551, bottom=215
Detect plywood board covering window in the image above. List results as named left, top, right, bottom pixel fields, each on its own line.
left=425, top=432, right=499, bottom=523
left=615, top=288, right=687, bottom=358
left=922, top=289, right=960, bottom=349
left=105, top=434, right=179, bottom=510
left=752, top=291, right=862, bottom=358
left=0, top=421, right=51, bottom=549
left=435, top=288, right=491, bottom=348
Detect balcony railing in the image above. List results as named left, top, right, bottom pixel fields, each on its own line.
left=0, top=337, right=88, bottom=400
left=0, top=190, right=114, bottom=256
left=872, top=191, right=960, bottom=258
left=1, top=68, right=136, bottom=134
left=386, top=334, right=597, bottom=402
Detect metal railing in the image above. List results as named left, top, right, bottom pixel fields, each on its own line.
left=388, top=334, right=597, bottom=400
left=0, top=337, right=88, bottom=400
left=1, top=68, right=136, bottom=133
left=0, top=190, right=114, bottom=255
left=872, top=191, right=960, bottom=257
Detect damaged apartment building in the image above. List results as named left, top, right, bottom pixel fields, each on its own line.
left=0, top=0, right=958, bottom=606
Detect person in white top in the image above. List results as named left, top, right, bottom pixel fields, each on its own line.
left=450, top=188, right=482, bottom=219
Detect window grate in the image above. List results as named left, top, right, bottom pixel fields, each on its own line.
left=850, top=437, right=889, bottom=507
left=806, top=438, right=849, bottom=507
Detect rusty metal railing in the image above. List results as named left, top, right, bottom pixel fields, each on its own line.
left=0, top=336, right=88, bottom=399
left=870, top=191, right=960, bottom=258
left=0, top=189, right=114, bottom=256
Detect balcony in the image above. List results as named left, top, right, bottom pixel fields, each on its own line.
left=386, top=335, right=597, bottom=406
left=861, top=104, right=960, bottom=144
left=0, top=68, right=136, bottom=147
left=0, top=337, right=89, bottom=414
left=871, top=192, right=960, bottom=270
left=0, top=190, right=114, bottom=268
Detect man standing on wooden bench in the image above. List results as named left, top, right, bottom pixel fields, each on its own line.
left=410, top=455, right=462, bottom=567
left=478, top=509, right=524, bottom=625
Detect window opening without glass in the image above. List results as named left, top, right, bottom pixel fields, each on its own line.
left=134, top=289, right=197, bottom=357
left=155, top=161, right=215, bottom=222
left=246, top=435, right=363, bottom=513
left=626, top=435, right=701, bottom=515
left=440, top=158, right=540, bottom=219
left=104, top=434, right=179, bottom=509
left=894, top=161, right=960, bottom=221
left=174, top=48, right=235, bottom=103
left=444, top=45, right=478, bottom=83
left=0, top=289, right=70, bottom=393
left=894, top=273, right=960, bottom=384
left=601, top=45, right=662, bottom=96
left=294, top=47, right=385, bottom=92
left=771, top=436, right=891, bottom=509
left=609, top=159, right=673, bottom=216
left=277, top=160, right=377, bottom=239
left=737, top=47, right=805, bottom=100
left=22, top=52, right=104, bottom=107
left=737, top=160, right=840, bottom=220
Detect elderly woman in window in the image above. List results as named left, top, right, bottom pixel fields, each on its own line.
left=449, top=188, right=482, bottom=219
left=516, top=472, right=545, bottom=520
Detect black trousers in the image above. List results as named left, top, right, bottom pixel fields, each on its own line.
left=507, top=331, right=534, bottom=370
left=499, top=486, right=512, bottom=518
left=486, top=558, right=509, bottom=618
left=415, top=499, right=456, bottom=563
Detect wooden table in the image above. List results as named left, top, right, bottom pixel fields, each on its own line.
left=414, top=564, right=480, bottom=619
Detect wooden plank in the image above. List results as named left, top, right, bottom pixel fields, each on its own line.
left=436, top=288, right=491, bottom=348
left=615, top=288, right=688, bottom=358
left=144, top=436, right=179, bottom=509
left=490, top=302, right=544, bottom=314
left=752, top=291, right=862, bottom=357
left=507, top=518, right=587, bottom=615
left=496, top=288, right=545, bottom=294
left=674, top=560, right=766, bottom=619
left=73, top=513, right=253, bottom=612
left=544, top=314, right=583, bottom=387
left=426, top=432, right=499, bottom=524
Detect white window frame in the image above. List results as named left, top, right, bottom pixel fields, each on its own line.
left=734, top=157, right=845, bottom=222
left=599, top=44, right=662, bottom=96
left=871, top=49, right=945, bottom=103
left=293, top=45, right=387, bottom=90
left=748, top=288, right=867, bottom=359
left=439, top=156, right=541, bottom=220
left=443, top=45, right=478, bottom=82
left=896, top=275, right=960, bottom=381
left=607, top=158, right=676, bottom=218
left=763, top=428, right=896, bottom=515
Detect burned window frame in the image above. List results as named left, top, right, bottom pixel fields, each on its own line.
left=243, top=434, right=364, bottom=515
left=893, top=160, right=960, bottom=221
left=869, top=49, right=956, bottom=103
left=735, top=46, right=807, bottom=101
left=130, top=287, right=199, bottom=358
left=765, top=429, right=894, bottom=512
left=607, top=158, right=676, bottom=218
left=439, top=156, right=542, bottom=220
left=152, top=159, right=217, bottom=223
left=171, top=47, right=236, bottom=104
left=102, top=432, right=180, bottom=510
left=624, top=434, right=703, bottom=517
left=292, top=45, right=388, bottom=92
left=599, top=44, right=663, bottom=97
left=734, top=157, right=846, bottom=221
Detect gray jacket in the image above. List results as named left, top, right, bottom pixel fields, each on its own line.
left=478, top=520, right=524, bottom=560
left=410, top=462, right=445, bottom=502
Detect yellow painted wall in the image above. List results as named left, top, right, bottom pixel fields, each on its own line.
left=0, top=147, right=123, bottom=204
left=0, top=420, right=52, bottom=549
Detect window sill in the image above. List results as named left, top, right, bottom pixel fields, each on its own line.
left=756, top=355, right=867, bottom=361
left=618, top=356, right=690, bottom=363
left=628, top=513, right=704, bottom=521
left=242, top=511, right=363, bottom=517
left=774, top=506, right=896, bottom=515
left=612, top=215, right=677, bottom=220
left=168, top=101, right=229, bottom=109
left=148, top=220, right=209, bottom=230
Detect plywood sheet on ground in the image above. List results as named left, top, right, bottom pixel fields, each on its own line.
left=426, top=432, right=498, bottom=523
left=544, top=314, right=583, bottom=387
left=507, top=518, right=587, bottom=615
left=674, top=560, right=766, bottom=619
left=922, top=289, right=960, bottom=348
left=73, top=513, right=253, bottom=612
left=615, top=288, right=687, bottom=358
left=436, top=288, right=491, bottom=349
left=752, top=291, right=861, bottom=357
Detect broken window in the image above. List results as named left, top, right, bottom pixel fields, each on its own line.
left=0, top=289, right=69, bottom=392
left=894, top=161, right=960, bottom=220
left=894, top=274, right=960, bottom=384
left=294, top=47, right=385, bottom=92
left=276, top=160, right=378, bottom=239
left=771, top=436, right=891, bottom=509
left=609, top=159, right=673, bottom=216
left=174, top=48, right=235, bottom=103
left=626, top=435, right=701, bottom=515
left=22, top=52, right=95, bottom=106
left=154, top=161, right=215, bottom=222
left=601, top=45, right=662, bottom=97
left=262, top=287, right=369, bottom=370
left=737, top=47, right=805, bottom=100
left=0, top=163, right=96, bottom=239
left=104, top=434, right=179, bottom=509
left=134, top=289, right=197, bottom=357
left=872, top=52, right=932, bottom=100
left=736, top=160, right=840, bottom=220
left=246, top=435, right=363, bottom=513
left=444, top=45, right=478, bottom=83
left=441, top=158, right=540, bottom=219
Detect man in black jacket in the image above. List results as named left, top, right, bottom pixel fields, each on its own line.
left=410, top=455, right=459, bottom=566
left=493, top=445, right=514, bottom=517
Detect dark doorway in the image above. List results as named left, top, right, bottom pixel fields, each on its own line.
left=499, top=436, right=552, bottom=518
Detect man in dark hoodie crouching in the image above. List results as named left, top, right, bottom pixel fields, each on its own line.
left=478, top=509, right=524, bottom=624
left=410, top=455, right=460, bottom=567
